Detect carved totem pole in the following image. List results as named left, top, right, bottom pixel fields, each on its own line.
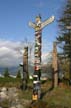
left=29, top=15, right=54, bottom=100
left=52, top=42, right=58, bottom=88
left=23, top=47, right=28, bottom=90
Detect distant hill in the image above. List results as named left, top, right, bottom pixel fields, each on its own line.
left=0, top=52, right=52, bottom=75
left=0, top=53, right=52, bottom=77
left=0, top=64, right=34, bottom=76
left=0, top=67, right=18, bottom=75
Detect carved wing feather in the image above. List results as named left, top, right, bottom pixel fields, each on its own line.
left=29, top=21, right=35, bottom=29
left=41, top=16, right=55, bottom=29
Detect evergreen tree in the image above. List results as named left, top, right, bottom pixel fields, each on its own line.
left=57, top=0, right=71, bottom=57
left=16, top=70, right=21, bottom=78
left=57, top=0, right=71, bottom=84
left=4, top=68, right=10, bottom=77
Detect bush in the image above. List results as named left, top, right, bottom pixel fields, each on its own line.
left=16, top=70, right=21, bottom=78
left=3, top=68, right=10, bottom=77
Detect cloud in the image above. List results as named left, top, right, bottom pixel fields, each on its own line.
left=41, top=52, right=52, bottom=64
left=0, top=39, right=24, bottom=67
left=0, top=39, right=52, bottom=67
left=42, top=42, right=52, bottom=51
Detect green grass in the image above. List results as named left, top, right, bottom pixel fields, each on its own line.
left=18, top=89, right=32, bottom=100
left=28, top=80, right=71, bottom=108
left=42, top=81, right=71, bottom=108
left=0, top=77, right=71, bottom=108
left=0, top=77, right=21, bottom=87
left=0, top=99, right=10, bottom=108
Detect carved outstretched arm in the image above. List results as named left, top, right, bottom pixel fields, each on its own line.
left=29, top=21, right=35, bottom=29
left=41, top=16, right=55, bottom=29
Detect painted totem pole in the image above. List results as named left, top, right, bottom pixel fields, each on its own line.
left=22, top=47, right=28, bottom=90
left=29, top=15, right=54, bottom=100
left=52, top=42, right=58, bottom=88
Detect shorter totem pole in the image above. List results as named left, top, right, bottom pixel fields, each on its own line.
left=52, top=42, right=58, bottom=88
left=29, top=15, right=54, bottom=101
left=20, top=47, right=28, bottom=90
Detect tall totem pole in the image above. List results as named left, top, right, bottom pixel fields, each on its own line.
left=29, top=15, right=54, bottom=101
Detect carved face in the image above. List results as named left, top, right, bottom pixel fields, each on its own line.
left=36, top=17, right=40, bottom=23
left=36, top=16, right=41, bottom=27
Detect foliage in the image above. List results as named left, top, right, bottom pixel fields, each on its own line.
left=0, top=77, right=21, bottom=87
left=57, top=0, right=71, bottom=58
left=16, top=70, right=21, bottom=78
left=3, top=67, right=10, bottom=77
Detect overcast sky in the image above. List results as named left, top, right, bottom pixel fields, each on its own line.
left=0, top=0, right=66, bottom=67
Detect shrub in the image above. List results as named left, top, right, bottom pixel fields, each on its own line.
left=3, top=68, right=10, bottom=77
left=16, top=70, right=21, bottom=78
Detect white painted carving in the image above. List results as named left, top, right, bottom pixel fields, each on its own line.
left=41, top=16, right=55, bottom=29
left=29, top=16, right=55, bottom=29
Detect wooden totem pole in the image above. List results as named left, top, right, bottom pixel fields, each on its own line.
left=22, top=47, right=28, bottom=90
left=52, top=42, right=58, bottom=88
left=29, top=15, right=54, bottom=100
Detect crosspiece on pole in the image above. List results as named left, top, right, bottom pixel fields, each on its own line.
left=29, top=15, right=55, bottom=101
left=29, top=16, right=54, bottom=29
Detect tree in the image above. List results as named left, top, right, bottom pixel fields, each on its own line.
left=16, top=70, right=21, bottom=78
left=57, top=0, right=71, bottom=57
left=4, top=68, right=10, bottom=77
left=57, top=0, right=71, bottom=84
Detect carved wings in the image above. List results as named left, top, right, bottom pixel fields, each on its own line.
left=41, top=16, right=55, bottom=29
left=29, top=16, right=55, bottom=29
left=29, top=21, right=35, bottom=29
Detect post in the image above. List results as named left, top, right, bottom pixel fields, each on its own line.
left=29, top=15, right=54, bottom=101
left=52, top=42, right=58, bottom=88
left=22, top=47, right=28, bottom=90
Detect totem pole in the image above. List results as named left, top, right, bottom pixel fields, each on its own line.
left=29, top=15, right=54, bottom=100
left=52, top=42, right=58, bottom=88
left=22, top=47, right=28, bottom=90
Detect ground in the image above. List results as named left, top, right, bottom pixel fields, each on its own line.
left=0, top=77, right=71, bottom=108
